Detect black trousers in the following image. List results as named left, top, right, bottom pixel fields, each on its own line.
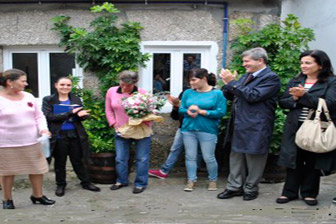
left=282, top=148, right=320, bottom=199
left=54, top=130, right=90, bottom=187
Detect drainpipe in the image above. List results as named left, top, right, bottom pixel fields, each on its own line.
left=222, top=2, right=228, bottom=69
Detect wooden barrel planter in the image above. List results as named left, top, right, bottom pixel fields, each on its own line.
left=87, top=152, right=116, bottom=184
left=261, top=153, right=286, bottom=183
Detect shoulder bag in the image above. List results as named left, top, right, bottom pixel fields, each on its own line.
left=295, top=98, right=336, bottom=153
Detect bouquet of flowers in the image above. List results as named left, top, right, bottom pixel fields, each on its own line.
left=118, top=92, right=167, bottom=139
left=121, top=92, right=166, bottom=119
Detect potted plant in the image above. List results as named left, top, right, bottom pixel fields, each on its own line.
left=51, top=2, right=150, bottom=184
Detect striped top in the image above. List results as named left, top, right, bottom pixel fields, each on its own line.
left=298, top=82, right=314, bottom=122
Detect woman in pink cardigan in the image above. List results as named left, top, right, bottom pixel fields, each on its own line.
left=0, top=69, right=55, bottom=209
left=105, top=70, right=151, bottom=194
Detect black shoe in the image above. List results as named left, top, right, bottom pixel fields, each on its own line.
left=30, top=195, right=56, bottom=205
left=133, top=187, right=145, bottom=194
left=217, top=189, right=244, bottom=199
left=110, top=183, right=128, bottom=190
left=82, top=183, right=101, bottom=192
left=276, top=196, right=298, bottom=204
left=55, top=186, right=65, bottom=197
left=303, top=198, right=318, bottom=206
left=3, top=200, right=15, bottom=209
left=332, top=197, right=336, bottom=204
left=243, top=192, right=259, bottom=201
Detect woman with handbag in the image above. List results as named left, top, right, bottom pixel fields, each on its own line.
left=276, top=50, right=336, bottom=206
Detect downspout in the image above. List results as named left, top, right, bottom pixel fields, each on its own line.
left=222, top=2, right=228, bottom=68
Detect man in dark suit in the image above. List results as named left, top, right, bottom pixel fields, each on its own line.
left=217, top=47, right=281, bottom=201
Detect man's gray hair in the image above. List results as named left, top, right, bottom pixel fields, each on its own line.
left=118, top=70, right=139, bottom=84
left=242, top=47, right=268, bottom=64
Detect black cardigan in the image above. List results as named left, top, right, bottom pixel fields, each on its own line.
left=277, top=75, right=336, bottom=173
left=42, top=93, right=90, bottom=159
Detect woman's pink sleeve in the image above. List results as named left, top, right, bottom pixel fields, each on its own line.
left=105, top=89, right=116, bottom=127
left=34, top=99, right=48, bottom=133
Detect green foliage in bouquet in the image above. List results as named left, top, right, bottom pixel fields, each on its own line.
left=51, top=2, right=150, bottom=153
left=223, top=14, right=315, bottom=153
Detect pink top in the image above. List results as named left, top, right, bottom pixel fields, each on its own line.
left=0, top=91, right=48, bottom=147
left=105, top=86, right=150, bottom=129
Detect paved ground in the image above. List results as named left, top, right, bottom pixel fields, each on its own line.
left=1, top=168, right=336, bottom=224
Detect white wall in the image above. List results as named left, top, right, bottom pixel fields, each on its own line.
left=281, top=0, right=336, bottom=66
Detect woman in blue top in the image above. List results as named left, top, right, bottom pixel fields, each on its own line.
left=42, top=77, right=100, bottom=197
left=179, top=68, right=227, bottom=192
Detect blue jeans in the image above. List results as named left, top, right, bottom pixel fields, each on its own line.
left=115, top=135, right=151, bottom=187
left=182, top=131, right=218, bottom=182
left=161, top=128, right=184, bottom=174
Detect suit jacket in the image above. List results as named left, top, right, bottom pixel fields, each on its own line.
left=277, top=75, right=336, bottom=171
left=222, top=66, right=281, bottom=154
left=42, top=93, right=90, bottom=159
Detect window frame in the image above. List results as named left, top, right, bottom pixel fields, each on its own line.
left=139, top=41, right=218, bottom=112
left=3, top=46, right=82, bottom=101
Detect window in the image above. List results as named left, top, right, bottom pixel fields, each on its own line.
left=139, top=41, right=218, bottom=112
left=3, top=46, right=82, bottom=101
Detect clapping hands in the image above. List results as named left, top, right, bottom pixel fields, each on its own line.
left=289, top=84, right=306, bottom=100
left=220, top=68, right=238, bottom=84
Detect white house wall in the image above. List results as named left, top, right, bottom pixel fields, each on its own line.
left=281, top=0, right=336, bottom=65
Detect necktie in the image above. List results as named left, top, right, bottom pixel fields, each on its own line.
left=244, top=73, right=253, bottom=85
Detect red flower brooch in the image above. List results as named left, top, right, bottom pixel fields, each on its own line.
left=27, top=102, right=33, bottom=107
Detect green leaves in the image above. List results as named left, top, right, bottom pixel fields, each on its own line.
left=50, top=15, right=70, bottom=24
left=227, top=14, right=315, bottom=153
left=51, top=3, right=149, bottom=153
left=90, top=2, right=120, bottom=13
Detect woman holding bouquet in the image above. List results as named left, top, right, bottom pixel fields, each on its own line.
left=179, top=68, right=227, bottom=192
left=105, top=70, right=151, bottom=194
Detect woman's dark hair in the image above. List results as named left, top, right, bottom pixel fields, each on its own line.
left=298, top=50, right=334, bottom=82
left=188, top=68, right=217, bottom=86
left=55, top=76, right=73, bottom=84
left=0, top=69, right=27, bottom=87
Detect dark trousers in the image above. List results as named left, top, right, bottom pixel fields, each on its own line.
left=282, top=148, right=320, bottom=199
left=54, top=130, right=90, bottom=187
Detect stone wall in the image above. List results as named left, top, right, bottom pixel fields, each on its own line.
left=151, top=113, right=181, bottom=167
left=0, top=1, right=280, bottom=69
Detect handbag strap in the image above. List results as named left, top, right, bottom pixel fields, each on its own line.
left=313, top=98, right=332, bottom=121
left=319, top=98, right=332, bottom=121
